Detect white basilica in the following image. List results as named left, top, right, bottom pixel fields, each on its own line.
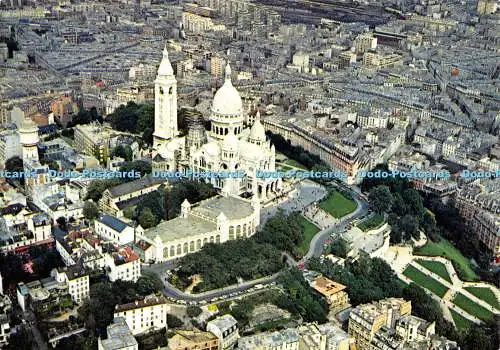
left=152, top=45, right=282, bottom=201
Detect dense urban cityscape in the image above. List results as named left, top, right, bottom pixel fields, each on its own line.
left=0, top=0, right=498, bottom=349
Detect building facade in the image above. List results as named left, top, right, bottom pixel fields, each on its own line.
left=113, top=295, right=169, bottom=336
left=136, top=195, right=260, bottom=262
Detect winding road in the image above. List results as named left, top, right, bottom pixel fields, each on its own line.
left=145, top=180, right=369, bottom=303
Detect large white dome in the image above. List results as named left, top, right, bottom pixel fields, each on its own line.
left=212, top=64, right=243, bottom=116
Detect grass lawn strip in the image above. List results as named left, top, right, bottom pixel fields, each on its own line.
left=357, top=213, right=385, bottom=232
left=452, top=293, right=494, bottom=321
left=403, top=265, right=449, bottom=298
left=414, top=259, right=452, bottom=283
left=319, top=191, right=357, bottom=219
left=414, top=238, right=479, bottom=281
left=297, top=216, right=320, bottom=255
left=283, top=159, right=308, bottom=170
left=450, top=308, right=473, bottom=330
left=463, top=286, right=500, bottom=310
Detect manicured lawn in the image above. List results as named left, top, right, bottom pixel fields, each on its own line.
left=319, top=191, right=357, bottom=218
left=297, top=216, right=320, bottom=255
left=414, top=238, right=479, bottom=281
left=403, top=265, right=449, bottom=298
left=283, top=159, right=308, bottom=170
left=464, top=286, right=500, bottom=310
left=415, top=259, right=452, bottom=283
left=452, top=293, right=495, bottom=321
left=357, top=213, right=385, bottom=232
left=450, top=308, right=473, bottom=330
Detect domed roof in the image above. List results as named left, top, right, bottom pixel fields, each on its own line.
left=203, top=142, right=221, bottom=156
left=212, top=63, right=243, bottom=116
left=222, top=128, right=239, bottom=152
left=19, top=118, right=38, bottom=133
left=249, top=111, right=266, bottom=141
left=157, top=45, right=174, bottom=76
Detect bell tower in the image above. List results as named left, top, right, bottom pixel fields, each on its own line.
left=153, top=44, right=178, bottom=149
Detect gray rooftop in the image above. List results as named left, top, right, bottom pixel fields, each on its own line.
left=107, top=174, right=167, bottom=198
left=97, top=214, right=129, bottom=232
left=144, top=214, right=217, bottom=242
left=191, top=196, right=254, bottom=220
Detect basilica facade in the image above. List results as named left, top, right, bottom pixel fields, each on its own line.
left=152, top=45, right=282, bottom=201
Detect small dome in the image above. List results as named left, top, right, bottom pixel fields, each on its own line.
left=249, top=111, right=266, bottom=142
left=223, top=129, right=239, bottom=152
left=212, top=63, right=243, bottom=116
left=203, top=142, right=221, bottom=156
left=157, top=45, right=174, bottom=76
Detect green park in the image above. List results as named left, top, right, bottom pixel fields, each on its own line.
left=403, top=265, right=449, bottom=298
left=319, top=190, right=357, bottom=218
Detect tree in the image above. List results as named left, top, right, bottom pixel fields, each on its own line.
left=186, top=306, right=203, bottom=318
left=40, top=158, right=59, bottom=171
left=167, top=314, right=184, bottom=328
left=400, top=214, right=419, bottom=240
left=329, top=239, right=348, bottom=258
left=142, top=128, right=154, bottom=145
left=368, top=185, right=393, bottom=213
left=85, top=178, right=123, bottom=202
left=136, top=271, right=163, bottom=296
left=83, top=201, right=99, bottom=220
left=119, top=160, right=152, bottom=176
left=5, top=156, right=24, bottom=185
left=56, top=216, right=67, bottom=230
left=403, top=188, right=425, bottom=217
left=139, top=207, right=158, bottom=229
left=135, top=104, right=154, bottom=133
left=113, top=144, right=133, bottom=161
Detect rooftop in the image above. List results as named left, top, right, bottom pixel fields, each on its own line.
left=191, top=195, right=254, bottom=220
left=106, top=174, right=167, bottom=198
left=311, top=276, right=347, bottom=296
left=115, top=294, right=167, bottom=313
left=207, top=314, right=238, bottom=332
left=96, top=214, right=130, bottom=232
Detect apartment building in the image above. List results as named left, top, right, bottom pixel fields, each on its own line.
left=74, top=123, right=110, bottom=164
left=206, top=315, right=239, bottom=349
left=98, top=317, right=138, bottom=350
left=348, top=298, right=457, bottom=350
left=51, top=266, right=90, bottom=304
left=106, top=247, right=141, bottom=283
left=310, top=277, right=350, bottom=313
left=238, top=328, right=299, bottom=350
left=169, top=329, right=219, bottom=350
left=455, top=180, right=500, bottom=264
left=113, top=295, right=169, bottom=336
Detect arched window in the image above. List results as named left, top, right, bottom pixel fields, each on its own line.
left=216, top=235, right=220, bottom=243
left=197, top=239, right=201, bottom=249
left=183, top=242, right=188, bottom=253
left=210, top=236, right=215, bottom=243
left=170, top=246, right=175, bottom=257
left=177, top=244, right=182, bottom=255
left=190, top=241, right=195, bottom=251
left=168, top=87, right=173, bottom=95
left=159, top=87, right=164, bottom=95
left=229, top=226, right=235, bottom=240
left=163, top=247, right=169, bottom=258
